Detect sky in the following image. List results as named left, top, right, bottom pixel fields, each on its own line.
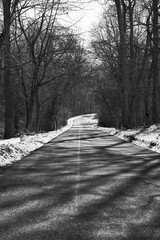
left=27, top=1, right=104, bottom=46
left=63, top=1, right=103, bottom=45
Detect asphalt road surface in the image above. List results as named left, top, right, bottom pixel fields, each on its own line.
left=1, top=116, right=160, bottom=240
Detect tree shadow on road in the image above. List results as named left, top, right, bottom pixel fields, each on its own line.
left=1, top=130, right=160, bottom=239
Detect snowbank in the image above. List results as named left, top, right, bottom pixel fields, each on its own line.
left=84, top=114, right=160, bottom=154
left=0, top=116, right=76, bottom=167
left=1, top=114, right=160, bottom=168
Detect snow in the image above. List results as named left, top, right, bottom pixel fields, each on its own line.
left=1, top=114, right=160, bottom=168
left=0, top=117, right=76, bottom=167
left=84, top=114, right=160, bottom=154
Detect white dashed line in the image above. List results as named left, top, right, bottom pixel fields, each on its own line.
left=78, top=126, right=81, bottom=162
left=75, top=126, right=81, bottom=198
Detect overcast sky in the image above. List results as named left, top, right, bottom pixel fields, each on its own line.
left=29, top=1, right=103, bottom=46
left=62, top=1, right=103, bottom=45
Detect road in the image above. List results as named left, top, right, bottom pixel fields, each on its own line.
left=1, top=116, right=160, bottom=240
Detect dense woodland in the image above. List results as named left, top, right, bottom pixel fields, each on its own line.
left=92, top=0, right=160, bottom=129
left=0, top=0, right=160, bottom=139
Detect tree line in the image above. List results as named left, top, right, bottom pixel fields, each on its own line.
left=0, top=0, right=95, bottom=139
left=1, top=0, right=158, bottom=139
left=91, top=0, right=160, bottom=128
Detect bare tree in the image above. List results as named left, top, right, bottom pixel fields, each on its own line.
left=114, top=0, right=130, bottom=128
left=2, top=0, right=20, bottom=139
left=151, top=0, right=159, bottom=122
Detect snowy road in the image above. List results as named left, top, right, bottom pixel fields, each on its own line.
left=1, top=116, right=160, bottom=239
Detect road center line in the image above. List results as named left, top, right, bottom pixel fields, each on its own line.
left=78, top=126, right=81, bottom=160
left=75, top=126, right=81, bottom=197
left=77, top=126, right=81, bottom=178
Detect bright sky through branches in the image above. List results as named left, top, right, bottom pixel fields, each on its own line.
left=62, top=1, right=103, bottom=45
left=26, top=1, right=103, bottom=46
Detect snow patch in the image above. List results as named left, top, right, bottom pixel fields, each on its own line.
left=1, top=114, right=160, bottom=168
left=85, top=114, right=160, bottom=154
left=0, top=116, right=76, bottom=167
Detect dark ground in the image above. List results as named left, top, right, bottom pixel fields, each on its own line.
left=1, top=117, right=160, bottom=239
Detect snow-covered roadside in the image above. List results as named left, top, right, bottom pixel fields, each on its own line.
left=1, top=113, right=160, bottom=168
left=84, top=114, right=160, bottom=154
left=0, top=117, right=77, bottom=167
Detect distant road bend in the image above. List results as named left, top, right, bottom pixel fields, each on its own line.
left=1, top=116, right=160, bottom=239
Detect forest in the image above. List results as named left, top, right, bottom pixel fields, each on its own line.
left=0, top=0, right=159, bottom=139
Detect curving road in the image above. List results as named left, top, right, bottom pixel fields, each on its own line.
left=1, top=116, right=160, bottom=239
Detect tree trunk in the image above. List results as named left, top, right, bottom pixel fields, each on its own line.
left=128, top=1, right=136, bottom=125
left=115, top=0, right=129, bottom=128
left=152, top=0, right=159, bottom=123
left=25, top=87, right=35, bottom=130
left=121, top=42, right=129, bottom=128
left=35, top=90, right=40, bottom=132
left=3, top=0, right=15, bottom=139
left=54, top=115, right=58, bottom=131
